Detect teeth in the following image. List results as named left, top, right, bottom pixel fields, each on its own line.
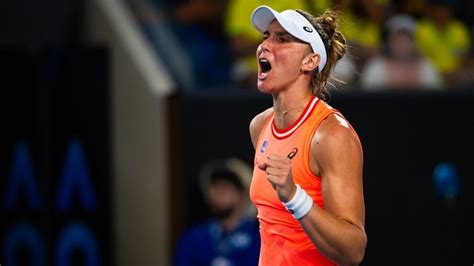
left=259, top=58, right=269, bottom=63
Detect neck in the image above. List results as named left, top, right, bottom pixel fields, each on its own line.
left=272, top=83, right=313, bottom=129
left=435, top=19, right=448, bottom=31
left=219, top=207, right=242, bottom=232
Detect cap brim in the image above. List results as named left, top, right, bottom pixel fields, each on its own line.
left=251, top=6, right=309, bottom=47
left=251, top=5, right=282, bottom=33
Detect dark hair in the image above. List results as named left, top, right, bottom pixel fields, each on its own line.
left=296, top=10, right=347, bottom=100
left=428, top=0, right=455, bottom=6
left=210, top=168, right=244, bottom=191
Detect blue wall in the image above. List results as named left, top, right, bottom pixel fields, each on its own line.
left=0, top=47, right=113, bottom=266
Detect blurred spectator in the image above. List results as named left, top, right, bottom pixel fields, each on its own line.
left=440, top=0, right=474, bottom=89
left=305, top=0, right=390, bottom=85
left=395, top=0, right=429, bottom=18
left=415, top=0, right=471, bottom=87
left=360, top=15, right=442, bottom=90
left=302, top=0, right=361, bottom=87
left=279, top=0, right=390, bottom=63
left=173, top=158, right=260, bottom=266
left=330, top=0, right=390, bottom=71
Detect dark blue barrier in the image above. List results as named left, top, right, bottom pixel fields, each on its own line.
left=172, top=89, right=474, bottom=265
left=0, top=47, right=113, bottom=266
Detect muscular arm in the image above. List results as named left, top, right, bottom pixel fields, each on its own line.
left=300, top=114, right=366, bottom=265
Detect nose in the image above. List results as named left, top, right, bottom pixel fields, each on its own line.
left=257, top=39, right=270, bottom=57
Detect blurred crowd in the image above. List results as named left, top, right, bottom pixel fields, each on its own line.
left=127, top=0, right=474, bottom=91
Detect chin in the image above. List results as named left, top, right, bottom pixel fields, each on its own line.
left=257, top=80, right=274, bottom=94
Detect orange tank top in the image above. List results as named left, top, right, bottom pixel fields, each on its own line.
left=250, top=96, right=338, bottom=266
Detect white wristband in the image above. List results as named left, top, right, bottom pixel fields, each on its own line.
left=283, top=185, right=313, bottom=220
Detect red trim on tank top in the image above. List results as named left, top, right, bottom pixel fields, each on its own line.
left=271, top=96, right=319, bottom=140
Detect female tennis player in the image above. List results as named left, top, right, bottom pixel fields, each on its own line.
left=249, top=5, right=367, bottom=265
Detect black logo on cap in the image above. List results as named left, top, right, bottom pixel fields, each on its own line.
left=303, top=26, right=313, bottom=33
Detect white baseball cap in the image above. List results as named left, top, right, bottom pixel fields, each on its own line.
left=385, top=15, right=416, bottom=35
left=251, top=5, right=327, bottom=72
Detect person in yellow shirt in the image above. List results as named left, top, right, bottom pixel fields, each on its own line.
left=415, top=0, right=471, bottom=81
left=306, top=0, right=389, bottom=52
left=301, top=0, right=391, bottom=86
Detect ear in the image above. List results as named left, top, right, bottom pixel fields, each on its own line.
left=301, top=53, right=320, bottom=72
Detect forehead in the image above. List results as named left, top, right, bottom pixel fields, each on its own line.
left=264, top=20, right=309, bottom=49
left=266, top=20, right=287, bottom=34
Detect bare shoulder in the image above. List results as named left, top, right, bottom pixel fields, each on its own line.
left=315, top=114, right=361, bottom=146
left=249, top=108, right=273, bottom=149
left=311, top=113, right=363, bottom=173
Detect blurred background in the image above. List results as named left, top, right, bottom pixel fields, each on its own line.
left=0, top=0, right=473, bottom=265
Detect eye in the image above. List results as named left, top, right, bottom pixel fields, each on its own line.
left=262, top=34, right=269, bottom=41
left=278, top=36, right=289, bottom=43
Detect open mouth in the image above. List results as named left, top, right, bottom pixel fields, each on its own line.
left=259, top=58, right=272, bottom=73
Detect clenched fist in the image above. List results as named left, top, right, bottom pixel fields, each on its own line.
left=258, top=154, right=297, bottom=203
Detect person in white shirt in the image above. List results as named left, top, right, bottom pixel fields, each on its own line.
left=360, top=15, right=442, bottom=91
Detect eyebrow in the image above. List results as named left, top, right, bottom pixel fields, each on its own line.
left=263, top=30, right=291, bottom=37
left=263, top=30, right=305, bottom=44
left=275, top=31, right=292, bottom=37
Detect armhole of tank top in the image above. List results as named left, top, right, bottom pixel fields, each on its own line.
left=303, top=109, right=338, bottom=180
left=255, top=111, right=274, bottom=146
left=304, top=110, right=362, bottom=179
left=334, top=112, right=362, bottom=144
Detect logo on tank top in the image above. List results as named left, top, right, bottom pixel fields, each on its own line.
left=260, top=140, right=268, bottom=153
left=287, top=148, right=298, bottom=159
